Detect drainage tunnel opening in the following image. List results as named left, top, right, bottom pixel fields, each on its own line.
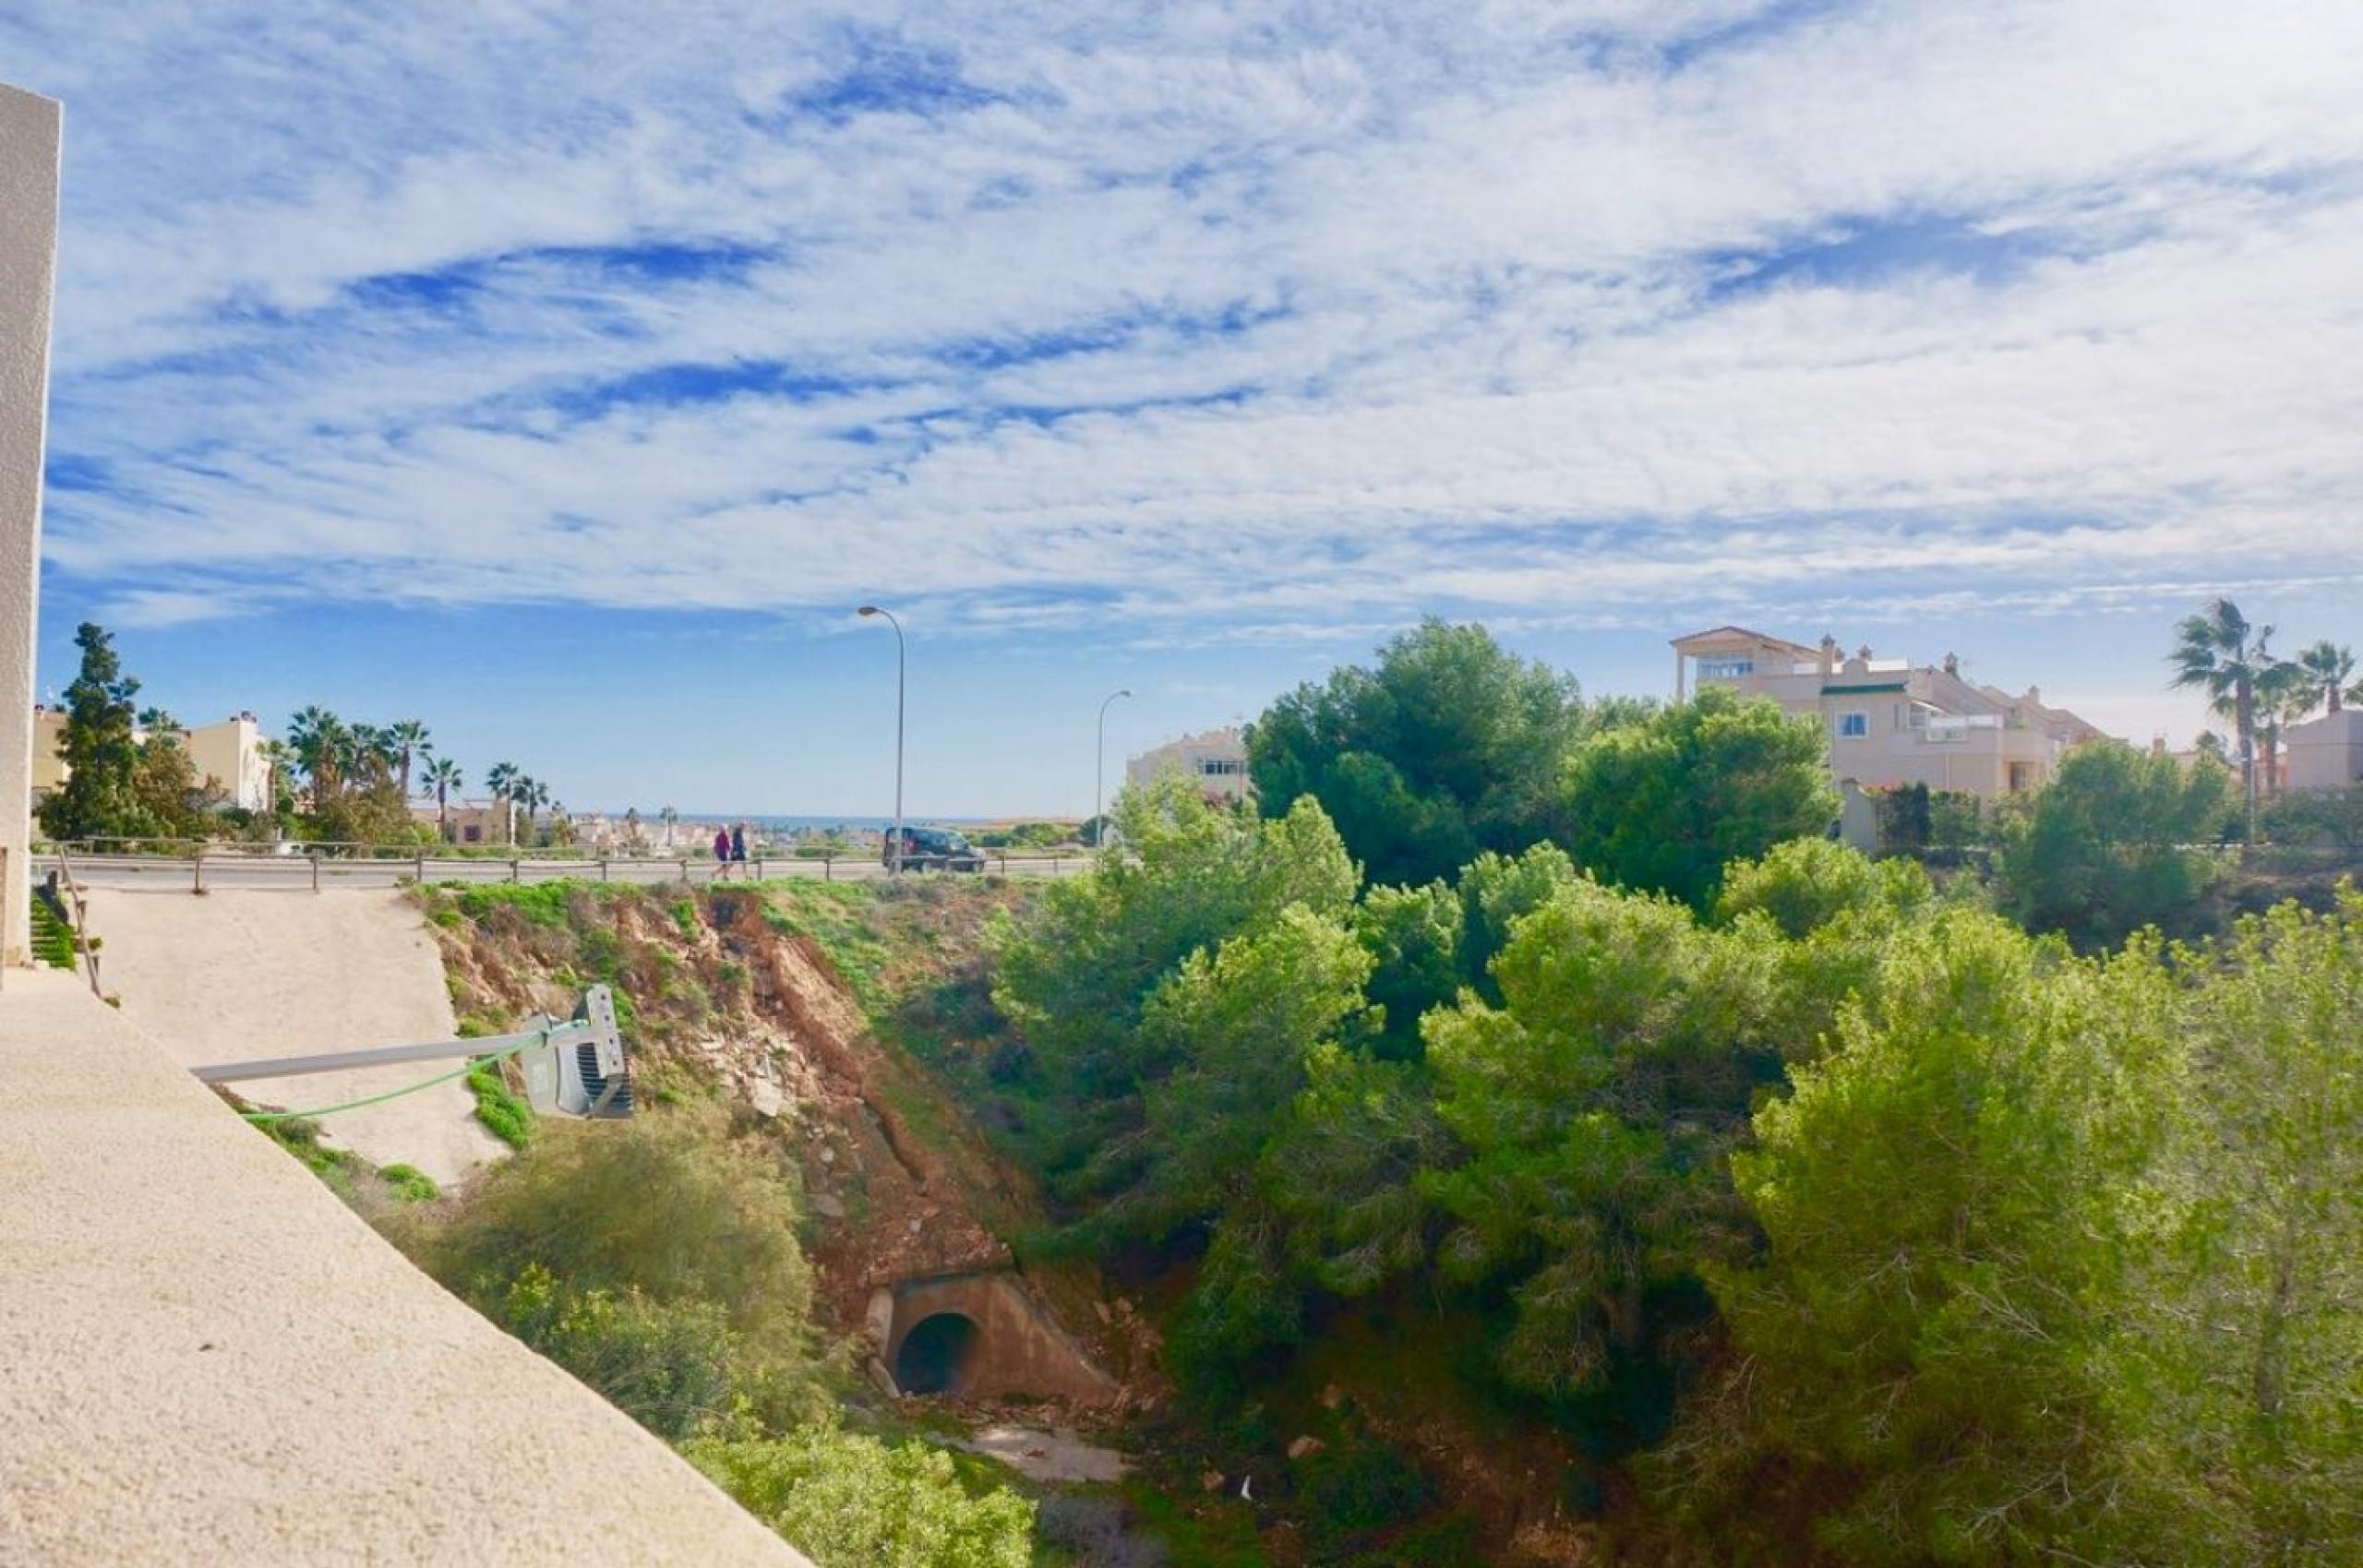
left=894, top=1311, right=981, bottom=1396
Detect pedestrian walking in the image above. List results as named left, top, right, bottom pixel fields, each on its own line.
left=713, top=826, right=732, bottom=880
left=730, top=822, right=749, bottom=871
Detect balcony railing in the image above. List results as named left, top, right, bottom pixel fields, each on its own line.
left=1788, top=658, right=1913, bottom=676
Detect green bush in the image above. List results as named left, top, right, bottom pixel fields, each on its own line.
left=1554, top=687, right=1837, bottom=912
left=683, top=1424, right=1035, bottom=1568
left=495, top=1263, right=748, bottom=1441
left=1712, top=836, right=1930, bottom=940
left=402, top=1106, right=825, bottom=1431
left=1297, top=1437, right=1435, bottom=1553
left=1997, top=743, right=2232, bottom=948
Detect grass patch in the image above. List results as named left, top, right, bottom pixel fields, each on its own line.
left=1119, top=1480, right=1268, bottom=1568
left=29, top=894, right=79, bottom=969
left=252, top=1113, right=361, bottom=1192
left=447, top=880, right=580, bottom=928
left=759, top=882, right=894, bottom=1010
left=379, top=1162, right=440, bottom=1201
left=468, top=1061, right=534, bottom=1148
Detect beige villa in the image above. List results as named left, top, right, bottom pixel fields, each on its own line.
left=1671, top=626, right=2110, bottom=799
left=31, top=704, right=273, bottom=812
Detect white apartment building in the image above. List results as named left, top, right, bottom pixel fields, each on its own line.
left=1671, top=626, right=2109, bottom=800
left=1126, top=726, right=1253, bottom=805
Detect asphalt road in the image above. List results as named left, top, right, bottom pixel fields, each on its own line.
left=40, top=850, right=1086, bottom=892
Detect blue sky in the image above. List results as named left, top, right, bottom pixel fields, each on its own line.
left=9, top=1, right=2362, bottom=816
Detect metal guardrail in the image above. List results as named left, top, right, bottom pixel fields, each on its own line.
left=30, top=844, right=1091, bottom=890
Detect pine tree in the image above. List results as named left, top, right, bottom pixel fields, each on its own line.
left=36, top=622, right=157, bottom=843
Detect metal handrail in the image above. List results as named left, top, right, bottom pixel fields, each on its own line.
left=49, top=844, right=104, bottom=999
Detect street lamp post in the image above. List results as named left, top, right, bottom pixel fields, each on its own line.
left=1096, top=688, right=1132, bottom=851
left=858, top=605, right=905, bottom=873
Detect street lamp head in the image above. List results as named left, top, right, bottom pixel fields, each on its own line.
left=1118, top=688, right=1133, bottom=698
left=858, top=604, right=880, bottom=617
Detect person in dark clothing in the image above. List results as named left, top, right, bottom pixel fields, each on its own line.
left=713, top=826, right=732, bottom=879
left=730, top=823, right=749, bottom=869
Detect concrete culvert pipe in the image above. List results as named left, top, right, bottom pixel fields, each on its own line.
left=894, top=1311, right=981, bottom=1396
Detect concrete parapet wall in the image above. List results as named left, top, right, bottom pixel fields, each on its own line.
left=0, top=968, right=810, bottom=1566
left=0, top=84, right=59, bottom=968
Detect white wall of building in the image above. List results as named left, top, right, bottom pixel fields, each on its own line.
left=1126, top=727, right=1252, bottom=804
left=2285, top=709, right=2363, bottom=794
left=0, top=85, right=61, bottom=967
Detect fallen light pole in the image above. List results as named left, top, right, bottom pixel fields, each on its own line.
left=191, top=986, right=633, bottom=1120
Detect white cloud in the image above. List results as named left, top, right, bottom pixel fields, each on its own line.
left=13, top=0, right=2363, bottom=648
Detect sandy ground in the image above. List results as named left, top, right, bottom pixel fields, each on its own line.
left=81, top=886, right=506, bottom=1186
left=957, top=1423, right=1130, bottom=1484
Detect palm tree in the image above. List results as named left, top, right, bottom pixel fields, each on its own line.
left=510, top=774, right=550, bottom=846
left=2295, top=640, right=2357, bottom=715
left=286, top=706, right=351, bottom=807
left=422, top=758, right=463, bottom=842
left=387, top=720, right=432, bottom=796
left=258, top=737, right=294, bottom=816
left=485, top=761, right=519, bottom=844
left=2170, top=599, right=2275, bottom=839
left=2256, top=660, right=2314, bottom=800
left=660, top=804, right=678, bottom=849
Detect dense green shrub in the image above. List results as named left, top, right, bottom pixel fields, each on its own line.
left=401, top=1107, right=826, bottom=1430
left=1296, top=1437, right=1436, bottom=1553
left=684, top=1424, right=1034, bottom=1568
left=1997, top=742, right=2232, bottom=947
left=1553, top=687, right=1836, bottom=912
left=1247, top=618, right=1588, bottom=888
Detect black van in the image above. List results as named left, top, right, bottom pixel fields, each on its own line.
left=885, top=824, right=986, bottom=872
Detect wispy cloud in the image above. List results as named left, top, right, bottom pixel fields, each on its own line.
left=15, top=0, right=2363, bottom=648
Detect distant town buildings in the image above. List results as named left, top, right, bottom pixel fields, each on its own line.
left=409, top=796, right=504, bottom=845
left=1670, top=626, right=2111, bottom=800
left=31, top=705, right=273, bottom=812
left=1126, top=726, right=1253, bottom=805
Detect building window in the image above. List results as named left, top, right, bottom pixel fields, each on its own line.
left=1837, top=711, right=1869, bottom=738
left=1697, top=657, right=1755, bottom=680
left=462, top=825, right=482, bottom=844
left=1199, top=759, right=1246, bottom=776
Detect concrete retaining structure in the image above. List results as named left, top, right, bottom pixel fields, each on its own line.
left=0, top=968, right=810, bottom=1566
left=876, top=1270, right=1116, bottom=1404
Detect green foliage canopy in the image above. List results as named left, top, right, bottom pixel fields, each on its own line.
left=1554, top=686, right=1836, bottom=911
left=1997, top=741, right=2233, bottom=947
left=1245, top=619, right=1587, bottom=887
left=687, top=1424, right=1034, bottom=1568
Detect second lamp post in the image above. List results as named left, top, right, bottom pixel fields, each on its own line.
left=858, top=604, right=905, bottom=873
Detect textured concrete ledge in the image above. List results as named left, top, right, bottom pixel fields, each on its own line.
left=0, top=967, right=810, bottom=1566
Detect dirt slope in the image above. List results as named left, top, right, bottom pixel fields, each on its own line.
left=422, top=879, right=1158, bottom=1397
left=82, top=886, right=507, bottom=1186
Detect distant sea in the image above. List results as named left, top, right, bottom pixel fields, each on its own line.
left=632, top=814, right=1014, bottom=830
